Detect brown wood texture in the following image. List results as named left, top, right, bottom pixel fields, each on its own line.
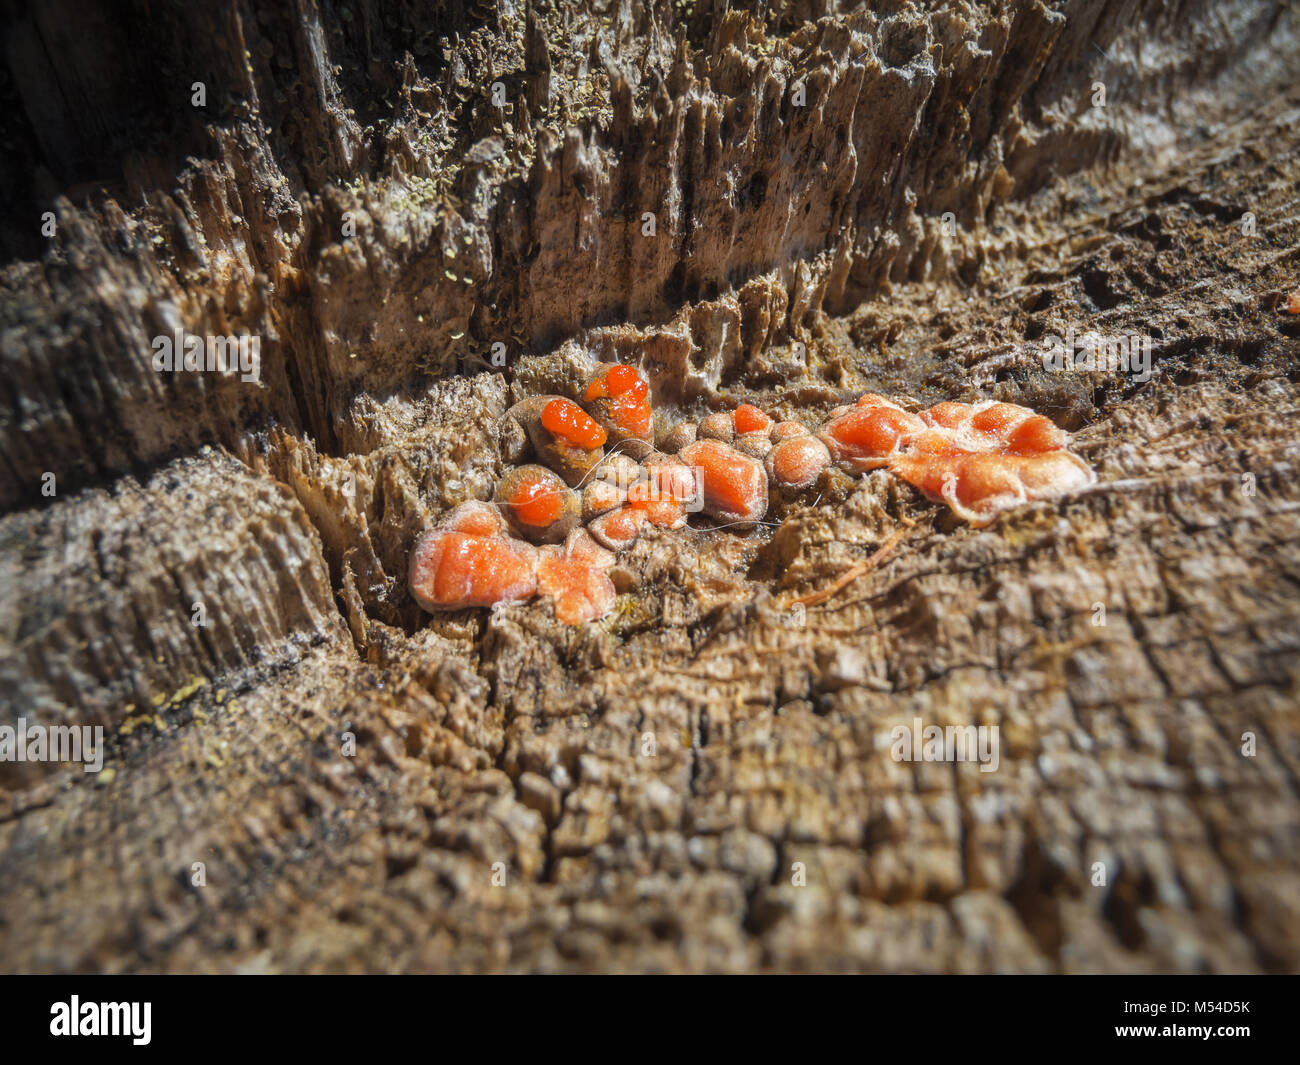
left=1, top=0, right=1298, bottom=972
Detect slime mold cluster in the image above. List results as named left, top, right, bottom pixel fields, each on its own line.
left=409, top=363, right=1097, bottom=625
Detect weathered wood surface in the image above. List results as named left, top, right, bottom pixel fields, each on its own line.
left=1, top=0, right=1298, bottom=972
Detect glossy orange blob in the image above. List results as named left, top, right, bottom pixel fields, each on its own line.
left=969, top=402, right=1024, bottom=436
left=906, top=427, right=967, bottom=459
left=841, top=407, right=919, bottom=452
left=624, top=466, right=689, bottom=528
left=1005, top=413, right=1067, bottom=455
left=537, top=531, right=617, bottom=625
left=542, top=398, right=607, bottom=449
left=733, top=404, right=771, bottom=434
left=823, top=406, right=924, bottom=467
left=409, top=505, right=538, bottom=612
left=647, top=460, right=699, bottom=504
left=582, top=478, right=622, bottom=519
left=437, top=536, right=534, bottom=603
left=767, top=435, right=830, bottom=489
left=588, top=504, right=647, bottom=551
left=509, top=474, right=565, bottom=527
left=929, top=401, right=1070, bottom=456
left=770, top=420, right=808, bottom=441
left=416, top=384, right=1098, bottom=624
left=610, top=392, right=652, bottom=435
left=585, top=365, right=652, bottom=436
left=606, top=364, right=642, bottom=395
left=890, top=450, right=1093, bottom=526
left=887, top=394, right=1093, bottom=526
left=585, top=363, right=637, bottom=400
left=627, top=484, right=685, bottom=529
left=679, top=439, right=768, bottom=523
left=446, top=501, right=507, bottom=538
left=639, top=498, right=686, bottom=528
left=922, top=401, right=972, bottom=429
left=825, top=392, right=1094, bottom=525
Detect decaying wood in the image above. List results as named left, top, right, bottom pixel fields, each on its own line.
left=790, top=522, right=913, bottom=609
left=1, top=0, right=1298, bottom=972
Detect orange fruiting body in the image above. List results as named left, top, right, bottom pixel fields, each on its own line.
left=610, top=393, right=652, bottom=435
left=820, top=404, right=924, bottom=470
left=509, top=474, right=564, bottom=527
left=536, top=531, right=617, bottom=625
left=733, top=404, right=771, bottom=434
left=448, top=500, right=507, bottom=538
left=839, top=407, right=919, bottom=452
left=1005, top=414, right=1067, bottom=455
left=678, top=439, right=768, bottom=524
left=907, top=428, right=967, bottom=461
left=767, top=435, right=830, bottom=489
left=921, top=401, right=972, bottom=429
left=968, top=402, right=1023, bottom=436
left=890, top=449, right=1093, bottom=526
left=585, top=364, right=653, bottom=437
left=409, top=502, right=538, bottom=611
left=606, top=364, right=643, bottom=395
left=626, top=468, right=688, bottom=528
left=883, top=398, right=1092, bottom=524
left=431, top=535, right=535, bottom=604
left=542, top=397, right=608, bottom=449
left=415, top=386, right=1097, bottom=623
left=582, top=478, right=622, bottom=520
left=495, top=464, right=579, bottom=543
left=770, top=420, right=808, bottom=440
left=855, top=392, right=896, bottom=408
left=588, top=503, right=647, bottom=550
